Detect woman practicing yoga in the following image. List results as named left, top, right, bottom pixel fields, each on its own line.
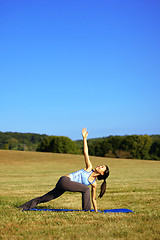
left=19, top=128, right=110, bottom=212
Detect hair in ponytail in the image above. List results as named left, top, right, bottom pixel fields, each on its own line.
left=98, top=166, right=109, bottom=198
left=98, top=179, right=106, bottom=198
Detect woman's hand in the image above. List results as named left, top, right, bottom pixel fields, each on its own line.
left=82, top=128, right=88, bottom=139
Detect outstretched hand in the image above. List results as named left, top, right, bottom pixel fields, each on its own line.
left=82, top=128, right=88, bottom=139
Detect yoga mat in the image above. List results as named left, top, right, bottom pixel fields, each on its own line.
left=24, top=208, right=134, bottom=213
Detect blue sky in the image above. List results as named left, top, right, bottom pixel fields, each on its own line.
left=0, top=0, right=159, bottom=140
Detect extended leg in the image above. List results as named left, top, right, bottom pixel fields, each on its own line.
left=19, top=179, right=65, bottom=210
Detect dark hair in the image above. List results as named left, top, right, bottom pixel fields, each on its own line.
left=97, top=165, right=109, bottom=198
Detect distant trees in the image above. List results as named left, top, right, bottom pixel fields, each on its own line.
left=85, top=135, right=159, bottom=160
left=118, top=135, right=152, bottom=159
left=0, top=131, right=160, bottom=160
left=37, top=136, right=80, bottom=154
left=149, top=140, right=160, bottom=160
left=0, top=132, right=47, bottom=151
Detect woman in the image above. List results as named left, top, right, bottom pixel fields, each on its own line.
left=19, top=128, right=110, bottom=212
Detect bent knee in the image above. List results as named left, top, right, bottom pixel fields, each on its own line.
left=83, top=186, right=90, bottom=193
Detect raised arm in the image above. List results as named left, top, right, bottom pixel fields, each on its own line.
left=82, top=128, right=92, bottom=171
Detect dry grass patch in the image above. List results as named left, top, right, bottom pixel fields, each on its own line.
left=0, top=150, right=160, bottom=240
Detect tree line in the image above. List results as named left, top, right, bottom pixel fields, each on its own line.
left=0, top=131, right=160, bottom=160
left=0, top=132, right=47, bottom=151
left=86, top=135, right=160, bottom=160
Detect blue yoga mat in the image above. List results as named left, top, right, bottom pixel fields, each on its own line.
left=24, top=208, right=134, bottom=213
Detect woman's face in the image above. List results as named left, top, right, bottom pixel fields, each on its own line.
left=95, top=165, right=106, bottom=175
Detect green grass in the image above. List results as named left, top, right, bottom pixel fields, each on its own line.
left=0, top=150, right=160, bottom=240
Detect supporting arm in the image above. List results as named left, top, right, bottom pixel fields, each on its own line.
left=91, top=183, right=98, bottom=213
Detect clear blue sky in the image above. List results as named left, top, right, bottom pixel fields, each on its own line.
left=0, top=0, right=159, bottom=140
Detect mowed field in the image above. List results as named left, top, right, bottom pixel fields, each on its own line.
left=0, top=150, right=160, bottom=240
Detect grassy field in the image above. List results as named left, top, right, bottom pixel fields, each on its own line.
left=0, top=150, right=160, bottom=240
